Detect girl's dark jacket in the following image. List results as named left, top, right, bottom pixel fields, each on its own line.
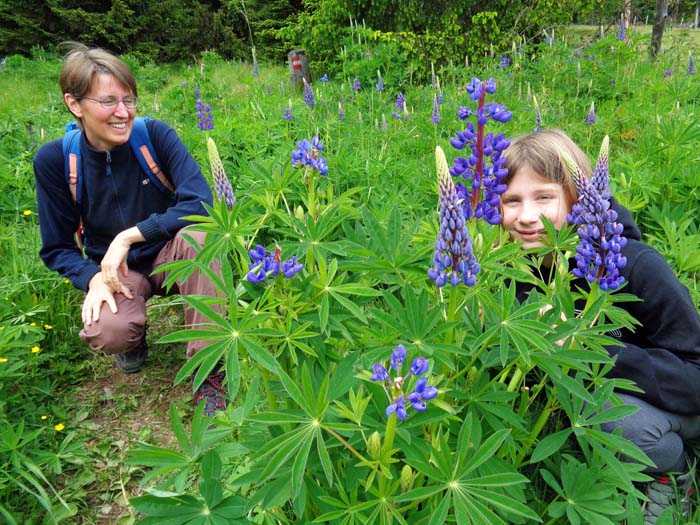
left=33, top=119, right=213, bottom=292
left=516, top=199, right=700, bottom=415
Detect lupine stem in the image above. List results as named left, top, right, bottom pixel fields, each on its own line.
left=469, top=86, right=487, bottom=214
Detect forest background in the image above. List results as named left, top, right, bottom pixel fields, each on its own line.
left=3, top=0, right=700, bottom=75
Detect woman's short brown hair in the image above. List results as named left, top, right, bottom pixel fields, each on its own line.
left=59, top=42, right=137, bottom=101
left=503, top=129, right=591, bottom=205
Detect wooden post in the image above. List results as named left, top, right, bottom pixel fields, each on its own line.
left=288, top=50, right=312, bottom=88
left=650, top=0, right=668, bottom=58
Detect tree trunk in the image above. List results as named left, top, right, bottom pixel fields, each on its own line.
left=650, top=0, right=668, bottom=58
left=623, top=0, right=632, bottom=30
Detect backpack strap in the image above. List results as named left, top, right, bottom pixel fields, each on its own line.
left=62, top=122, right=82, bottom=206
left=131, top=117, right=175, bottom=196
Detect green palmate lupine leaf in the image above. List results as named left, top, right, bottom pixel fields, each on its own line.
left=461, top=428, right=511, bottom=474
left=467, top=487, right=542, bottom=521
left=258, top=426, right=313, bottom=482
left=248, top=412, right=309, bottom=424
left=316, top=431, right=334, bottom=487
left=530, top=428, right=573, bottom=463
left=199, top=478, right=224, bottom=509
left=200, top=449, right=222, bottom=481
left=291, top=430, right=314, bottom=498
left=129, top=494, right=203, bottom=516
left=554, top=374, right=596, bottom=405
left=125, top=443, right=191, bottom=469
left=455, top=490, right=506, bottom=525
left=277, top=367, right=315, bottom=415
left=169, top=403, right=192, bottom=456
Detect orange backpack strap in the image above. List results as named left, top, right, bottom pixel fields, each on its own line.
left=138, top=144, right=175, bottom=193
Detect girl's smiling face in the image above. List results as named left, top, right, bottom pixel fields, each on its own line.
left=501, top=165, right=572, bottom=249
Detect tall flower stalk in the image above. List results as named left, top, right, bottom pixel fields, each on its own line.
left=207, top=137, right=235, bottom=209
left=428, top=146, right=480, bottom=288
left=565, top=136, right=627, bottom=291
left=449, top=77, right=511, bottom=225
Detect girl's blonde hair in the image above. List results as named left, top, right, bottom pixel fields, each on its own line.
left=59, top=42, right=137, bottom=127
left=503, top=129, right=591, bottom=205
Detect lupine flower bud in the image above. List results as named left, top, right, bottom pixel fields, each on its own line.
left=352, top=77, right=361, bottom=91
left=689, top=52, right=696, bottom=75
left=533, top=95, right=543, bottom=132
left=377, top=70, right=384, bottom=92
left=368, top=431, right=382, bottom=459
left=400, top=465, right=414, bottom=492
left=207, top=138, right=235, bottom=209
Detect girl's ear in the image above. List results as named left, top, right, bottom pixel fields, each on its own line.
left=64, top=93, right=83, bottom=119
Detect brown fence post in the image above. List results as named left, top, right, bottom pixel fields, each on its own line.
left=288, top=49, right=312, bottom=88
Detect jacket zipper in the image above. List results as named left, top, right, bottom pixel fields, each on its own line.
left=106, top=151, right=112, bottom=176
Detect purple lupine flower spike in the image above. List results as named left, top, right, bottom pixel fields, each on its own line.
left=352, top=77, right=361, bottom=91
left=617, top=16, right=626, bottom=41
left=207, top=137, right=235, bottom=209
left=196, top=97, right=214, bottom=131
left=368, top=348, right=438, bottom=421
left=376, top=70, right=384, bottom=92
left=586, top=101, right=596, bottom=125
left=448, top=77, right=511, bottom=225
left=565, top=136, right=627, bottom=291
left=303, top=78, right=315, bottom=109
left=689, top=53, right=696, bottom=75
left=431, top=95, right=441, bottom=124
left=428, top=147, right=480, bottom=288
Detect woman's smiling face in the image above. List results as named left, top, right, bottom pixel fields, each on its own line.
left=501, top=165, right=571, bottom=249
left=64, top=73, right=135, bottom=151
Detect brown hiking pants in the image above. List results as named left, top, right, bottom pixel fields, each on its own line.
left=79, top=229, right=221, bottom=359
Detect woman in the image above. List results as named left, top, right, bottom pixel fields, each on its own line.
left=33, top=43, right=225, bottom=416
left=501, top=129, right=700, bottom=523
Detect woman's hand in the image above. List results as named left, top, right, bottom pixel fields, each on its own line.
left=100, top=227, right=145, bottom=292
left=83, top=272, right=133, bottom=325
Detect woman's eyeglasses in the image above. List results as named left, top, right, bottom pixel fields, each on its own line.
left=80, top=96, right=138, bottom=110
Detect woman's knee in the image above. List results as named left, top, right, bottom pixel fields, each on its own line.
left=80, top=299, right=147, bottom=354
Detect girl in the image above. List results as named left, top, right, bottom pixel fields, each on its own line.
left=501, top=129, right=700, bottom=523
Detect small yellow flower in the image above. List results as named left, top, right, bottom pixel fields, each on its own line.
left=31, top=346, right=41, bottom=353
left=41, top=415, right=48, bottom=420
left=43, top=324, right=53, bottom=330
left=54, top=423, right=65, bottom=432
left=23, top=210, right=32, bottom=216
left=0, top=358, right=7, bottom=363
left=63, top=279, right=70, bottom=284
left=30, top=322, right=36, bottom=327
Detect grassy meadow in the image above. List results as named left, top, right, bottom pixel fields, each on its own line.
left=2, top=23, right=700, bottom=524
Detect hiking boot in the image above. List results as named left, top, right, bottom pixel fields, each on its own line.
left=193, top=371, right=227, bottom=417
left=643, top=469, right=695, bottom=524
left=114, top=340, right=148, bottom=374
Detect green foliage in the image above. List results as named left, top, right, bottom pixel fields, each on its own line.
left=4, top=18, right=700, bottom=525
